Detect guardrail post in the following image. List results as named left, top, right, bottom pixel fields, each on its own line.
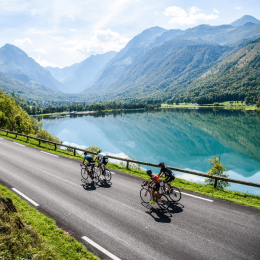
left=54, top=144, right=57, bottom=150
left=74, top=148, right=76, bottom=156
left=214, top=179, right=218, bottom=188
left=126, top=160, right=129, bottom=169
left=39, top=140, right=41, bottom=146
left=27, top=136, right=29, bottom=142
left=15, top=134, right=17, bottom=138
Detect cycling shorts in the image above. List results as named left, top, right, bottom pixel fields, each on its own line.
left=152, top=182, right=160, bottom=191
left=164, top=175, right=175, bottom=183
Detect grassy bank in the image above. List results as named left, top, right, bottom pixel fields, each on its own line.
left=1, top=130, right=259, bottom=210
left=161, top=101, right=260, bottom=111
left=0, top=185, right=99, bottom=259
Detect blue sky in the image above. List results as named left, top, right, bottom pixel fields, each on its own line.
left=0, top=0, right=259, bottom=68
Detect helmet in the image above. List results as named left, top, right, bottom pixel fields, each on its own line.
left=159, top=162, right=165, bottom=166
left=84, top=151, right=88, bottom=155
left=146, top=170, right=152, bottom=176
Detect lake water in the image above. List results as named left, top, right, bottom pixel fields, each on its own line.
left=40, top=108, right=260, bottom=195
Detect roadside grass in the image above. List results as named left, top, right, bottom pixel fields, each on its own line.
left=0, top=185, right=99, bottom=260
left=161, top=101, right=260, bottom=111
left=1, top=130, right=260, bottom=210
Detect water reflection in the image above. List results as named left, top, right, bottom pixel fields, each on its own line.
left=40, top=109, right=260, bottom=194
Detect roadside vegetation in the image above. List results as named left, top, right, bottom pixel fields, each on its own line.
left=161, top=100, right=260, bottom=111
left=0, top=185, right=99, bottom=259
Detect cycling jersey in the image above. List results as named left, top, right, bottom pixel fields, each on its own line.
left=97, top=152, right=108, bottom=165
left=84, top=154, right=93, bottom=163
left=160, top=166, right=174, bottom=177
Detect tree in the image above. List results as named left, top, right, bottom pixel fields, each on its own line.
left=256, top=97, right=260, bottom=108
left=205, top=156, right=230, bottom=188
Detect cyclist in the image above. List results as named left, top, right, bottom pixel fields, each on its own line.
left=142, top=170, right=163, bottom=204
left=95, top=150, right=109, bottom=175
left=82, top=151, right=95, bottom=178
left=158, top=162, right=175, bottom=193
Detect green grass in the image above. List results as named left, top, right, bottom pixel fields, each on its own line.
left=0, top=185, right=99, bottom=259
left=1, top=130, right=260, bottom=210
left=161, top=101, right=260, bottom=111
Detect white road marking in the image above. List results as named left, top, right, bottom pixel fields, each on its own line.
left=12, top=188, right=39, bottom=206
left=0, top=137, right=3, bottom=139
left=13, top=142, right=25, bottom=146
left=82, top=236, right=121, bottom=260
left=182, top=192, right=213, bottom=202
left=41, top=151, right=59, bottom=157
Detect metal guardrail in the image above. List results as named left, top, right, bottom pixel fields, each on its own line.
left=1, top=128, right=260, bottom=189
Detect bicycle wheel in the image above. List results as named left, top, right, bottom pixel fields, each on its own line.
left=81, top=168, right=88, bottom=180
left=104, top=169, right=111, bottom=181
left=140, top=188, right=151, bottom=203
left=157, top=194, right=170, bottom=211
left=91, top=169, right=99, bottom=183
left=168, top=186, right=181, bottom=202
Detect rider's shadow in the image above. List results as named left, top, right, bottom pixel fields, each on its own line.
left=98, top=180, right=112, bottom=188
left=145, top=208, right=172, bottom=223
left=81, top=180, right=97, bottom=191
left=168, top=202, right=184, bottom=214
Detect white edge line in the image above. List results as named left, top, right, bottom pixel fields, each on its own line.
left=182, top=192, right=213, bottom=202
left=12, top=188, right=39, bottom=206
left=0, top=137, right=3, bottom=139
left=82, top=236, right=121, bottom=260
left=13, top=142, right=25, bottom=146
left=41, top=151, right=59, bottom=157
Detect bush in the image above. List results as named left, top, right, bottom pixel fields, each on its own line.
left=205, top=156, right=230, bottom=188
left=35, top=129, right=61, bottom=143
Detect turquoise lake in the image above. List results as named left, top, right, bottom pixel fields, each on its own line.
left=40, top=108, right=260, bottom=195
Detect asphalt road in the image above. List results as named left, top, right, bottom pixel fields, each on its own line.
left=0, top=137, right=260, bottom=260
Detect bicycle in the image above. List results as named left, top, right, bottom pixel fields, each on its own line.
left=96, top=157, right=111, bottom=182
left=140, top=180, right=170, bottom=211
left=164, top=182, right=181, bottom=202
left=80, top=162, right=99, bottom=183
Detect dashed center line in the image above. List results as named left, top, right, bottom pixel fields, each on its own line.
left=82, top=236, right=121, bottom=260
left=13, top=142, right=25, bottom=146
left=182, top=192, right=213, bottom=202
left=41, top=151, right=59, bottom=157
left=12, top=188, right=39, bottom=206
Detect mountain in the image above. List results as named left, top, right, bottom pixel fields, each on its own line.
left=175, top=22, right=260, bottom=45
left=0, top=71, right=78, bottom=102
left=231, top=15, right=260, bottom=27
left=46, top=51, right=117, bottom=93
left=88, top=39, right=232, bottom=101
left=89, top=27, right=183, bottom=91
left=174, top=38, right=260, bottom=104
left=0, top=44, right=63, bottom=91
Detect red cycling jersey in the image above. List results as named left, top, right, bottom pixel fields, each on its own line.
left=152, top=175, right=163, bottom=183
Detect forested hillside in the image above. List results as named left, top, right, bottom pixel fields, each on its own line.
left=0, top=89, right=60, bottom=142
left=92, top=40, right=233, bottom=101
left=172, top=39, right=260, bottom=104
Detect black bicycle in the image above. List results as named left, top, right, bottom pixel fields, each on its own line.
left=140, top=180, right=170, bottom=211
left=164, top=182, right=181, bottom=202
left=80, top=163, right=99, bottom=183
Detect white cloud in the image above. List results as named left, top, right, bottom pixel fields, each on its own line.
left=164, top=6, right=218, bottom=25
left=69, top=29, right=76, bottom=32
left=35, top=48, right=47, bottom=54
left=35, top=59, right=61, bottom=68
left=14, top=38, right=33, bottom=45
left=61, top=29, right=130, bottom=56
left=213, top=9, right=219, bottom=14
left=236, top=7, right=243, bottom=10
